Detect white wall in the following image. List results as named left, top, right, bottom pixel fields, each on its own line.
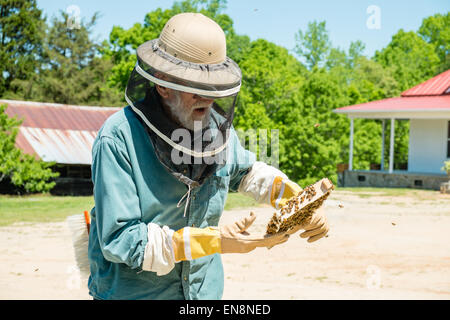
left=408, top=119, right=449, bottom=174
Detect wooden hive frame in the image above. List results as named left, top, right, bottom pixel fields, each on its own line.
left=266, top=178, right=334, bottom=235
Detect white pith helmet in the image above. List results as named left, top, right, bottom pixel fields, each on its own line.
left=134, top=12, right=242, bottom=98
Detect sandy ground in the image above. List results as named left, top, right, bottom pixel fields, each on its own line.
left=1, top=190, right=449, bottom=300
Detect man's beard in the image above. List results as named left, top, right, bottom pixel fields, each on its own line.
left=165, top=91, right=212, bottom=131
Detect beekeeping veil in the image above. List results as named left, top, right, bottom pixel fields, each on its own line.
left=125, top=13, right=242, bottom=212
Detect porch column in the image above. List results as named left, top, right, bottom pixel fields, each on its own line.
left=381, top=119, right=385, bottom=171
left=349, top=117, right=354, bottom=171
left=389, top=118, right=395, bottom=173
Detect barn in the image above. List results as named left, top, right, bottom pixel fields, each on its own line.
left=0, top=100, right=120, bottom=195
left=334, top=69, right=450, bottom=190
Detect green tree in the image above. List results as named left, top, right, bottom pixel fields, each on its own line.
left=325, top=40, right=367, bottom=87
left=243, top=63, right=350, bottom=187
left=9, top=11, right=123, bottom=106
left=0, top=104, right=59, bottom=193
left=374, top=29, right=440, bottom=91
left=0, top=0, right=45, bottom=97
left=294, top=21, right=331, bottom=70
left=350, top=56, right=399, bottom=101
left=418, top=12, right=450, bottom=73
left=233, top=39, right=308, bottom=180
left=236, top=39, right=307, bottom=123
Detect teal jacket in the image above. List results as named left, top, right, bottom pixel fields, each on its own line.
left=88, top=106, right=255, bottom=300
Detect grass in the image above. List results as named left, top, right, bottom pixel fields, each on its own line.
left=0, top=192, right=260, bottom=227
left=0, top=194, right=94, bottom=227
left=335, top=186, right=440, bottom=199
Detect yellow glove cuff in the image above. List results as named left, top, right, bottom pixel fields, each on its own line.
left=172, top=227, right=221, bottom=262
left=270, top=177, right=303, bottom=209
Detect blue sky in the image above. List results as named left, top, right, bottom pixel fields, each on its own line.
left=36, top=0, right=449, bottom=58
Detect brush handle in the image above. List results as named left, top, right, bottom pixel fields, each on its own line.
left=84, top=210, right=91, bottom=234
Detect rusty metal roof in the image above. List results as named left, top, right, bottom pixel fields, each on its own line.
left=402, top=69, right=450, bottom=97
left=1, top=99, right=120, bottom=165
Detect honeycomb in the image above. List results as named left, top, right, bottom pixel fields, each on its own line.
left=266, top=178, right=334, bottom=235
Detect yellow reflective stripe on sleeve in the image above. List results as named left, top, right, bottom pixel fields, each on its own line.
left=275, top=180, right=286, bottom=209
left=270, top=176, right=284, bottom=208
left=270, top=177, right=303, bottom=209
left=184, top=227, right=192, bottom=260
left=172, top=227, right=221, bottom=262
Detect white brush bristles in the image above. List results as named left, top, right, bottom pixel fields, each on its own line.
left=66, top=214, right=90, bottom=283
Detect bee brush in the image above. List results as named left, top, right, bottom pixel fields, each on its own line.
left=66, top=210, right=91, bottom=282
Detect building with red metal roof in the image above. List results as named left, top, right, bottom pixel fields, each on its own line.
left=402, top=69, right=450, bottom=97
left=0, top=99, right=120, bottom=195
left=333, top=70, right=450, bottom=190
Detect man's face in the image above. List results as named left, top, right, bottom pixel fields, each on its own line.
left=163, top=89, right=214, bottom=131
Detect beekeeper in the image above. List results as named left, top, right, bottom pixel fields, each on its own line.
left=88, top=12, right=329, bottom=300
